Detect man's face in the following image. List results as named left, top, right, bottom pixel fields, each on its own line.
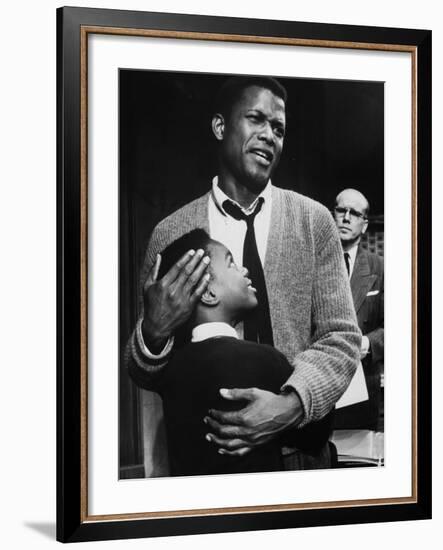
left=334, top=190, right=369, bottom=246
left=218, top=86, right=286, bottom=192
left=207, top=241, right=258, bottom=316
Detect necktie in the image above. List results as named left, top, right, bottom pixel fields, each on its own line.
left=223, top=198, right=274, bottom=345
left=344, top=252, right=350, bottom=276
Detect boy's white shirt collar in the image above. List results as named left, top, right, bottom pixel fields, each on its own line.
left=211, top=176, right=272, bottom=216
left=191, top=322, right=239, bottom=342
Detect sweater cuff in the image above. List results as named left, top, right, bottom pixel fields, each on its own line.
left=135, top=317, right=174, bottom=360
left=130, top=318, right=174, bottom=373
left=281, top=372, right=312, bottom=428
left=280, top=382, right=308, bottom=428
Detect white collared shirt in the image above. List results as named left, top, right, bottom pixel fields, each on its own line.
left=345, top=243, right=359, bottom=277
left=191, top=322, right=238, bottom=343
left=209, top=176, right=272, bottom=267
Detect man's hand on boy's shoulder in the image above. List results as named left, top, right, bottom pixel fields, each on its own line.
left=203, top=387, right=304, bottom=456
left=141, top=249, right=211, bottom=353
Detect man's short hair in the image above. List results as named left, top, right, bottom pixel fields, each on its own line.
left=334, top=189, right=370, bottom=218
left=214, top=75, right=287, bottom=120
left=158, top=229, right=212, bottom=281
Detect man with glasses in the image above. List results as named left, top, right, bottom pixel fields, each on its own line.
left=333, top=189, right=384, bottom=431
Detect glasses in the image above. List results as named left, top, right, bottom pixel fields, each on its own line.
left=334, top=206, right=367, bottom=221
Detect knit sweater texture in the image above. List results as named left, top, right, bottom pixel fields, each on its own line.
left=127, top=185, right=361, bottom=426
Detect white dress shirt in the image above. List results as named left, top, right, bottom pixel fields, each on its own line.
left=345, top=243, right=359, bottom=277
left=191, top=322, right=238, bottom=342
left=209, top=176, right=272, bottom=267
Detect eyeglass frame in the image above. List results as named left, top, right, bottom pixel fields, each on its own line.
left=333, top=206, right=368, bottom=221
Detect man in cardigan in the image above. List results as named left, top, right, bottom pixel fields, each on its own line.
left=127, top=76, right=361, bottom=471
left=333, top=189, right=384, bottom=431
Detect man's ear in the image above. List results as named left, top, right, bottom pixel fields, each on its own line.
left=362, top=219, right=369, bottom=235
left=200, top=287, right=220, bottom=307
left=212, top=113, right=225, bottom=141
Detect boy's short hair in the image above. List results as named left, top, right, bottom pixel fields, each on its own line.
left=214, top=75, right=287, bottom=121
left=158, top=229, right=212, bottom=281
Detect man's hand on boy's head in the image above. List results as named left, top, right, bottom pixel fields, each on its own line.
left=203, top=388, right=304, bottom=456
left=141, top=249, right=211, bottom=353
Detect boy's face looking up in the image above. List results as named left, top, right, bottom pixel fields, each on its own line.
left=205, top=240, right=258, bottom=319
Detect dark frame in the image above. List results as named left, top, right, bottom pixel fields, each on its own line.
left=57, top=6, right=432, bottom=543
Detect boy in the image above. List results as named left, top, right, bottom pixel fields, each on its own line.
left=156, top=229, right=333, bottom=476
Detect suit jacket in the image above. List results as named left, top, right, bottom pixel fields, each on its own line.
left=334, top=245, right=384, bottom=430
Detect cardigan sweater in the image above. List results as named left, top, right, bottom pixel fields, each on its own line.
left=127, top=186, right=361, bottom=427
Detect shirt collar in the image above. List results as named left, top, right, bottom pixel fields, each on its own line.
left=191, top=322, right=238, bottom=343
left=211, top=176, right=272, bottom=216
left=347, top=243, right=359, bottom=265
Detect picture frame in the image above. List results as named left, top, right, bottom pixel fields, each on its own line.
left=57, top=6, right=432, bottom=543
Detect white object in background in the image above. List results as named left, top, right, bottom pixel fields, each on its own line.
left=336, top=362, right=369, bottom=409
left=332, top=429, right=385, bottom=466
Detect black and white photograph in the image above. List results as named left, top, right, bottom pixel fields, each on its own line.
left=54, top=5, right=431, bottom=543
left=119, top=69, right=385, bottom=480
left=0, top=0, right=436, bottom=546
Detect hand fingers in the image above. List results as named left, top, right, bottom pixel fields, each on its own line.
left=190, top=272, right=211, bottom=303
left=144, top=254, right=161, bottom=290
left=218, top=447, right=252, bottom=457
left=219, top=387, right=257, bottom=402
left=184, top=254, right=211, bottom=294
left=161, top=249, right=201, bottom=286
left=204, top=416, right=247, bottom=438
left=205, top=432, right=249, bottom=451
left=172, top=250, right=210, bottom=291
left=207, top=408, right=244, bottom=426
left=151, top=253, right=161, bottom=282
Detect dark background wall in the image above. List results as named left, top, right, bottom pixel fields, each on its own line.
left=119, top=69, right=384, bottom=477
